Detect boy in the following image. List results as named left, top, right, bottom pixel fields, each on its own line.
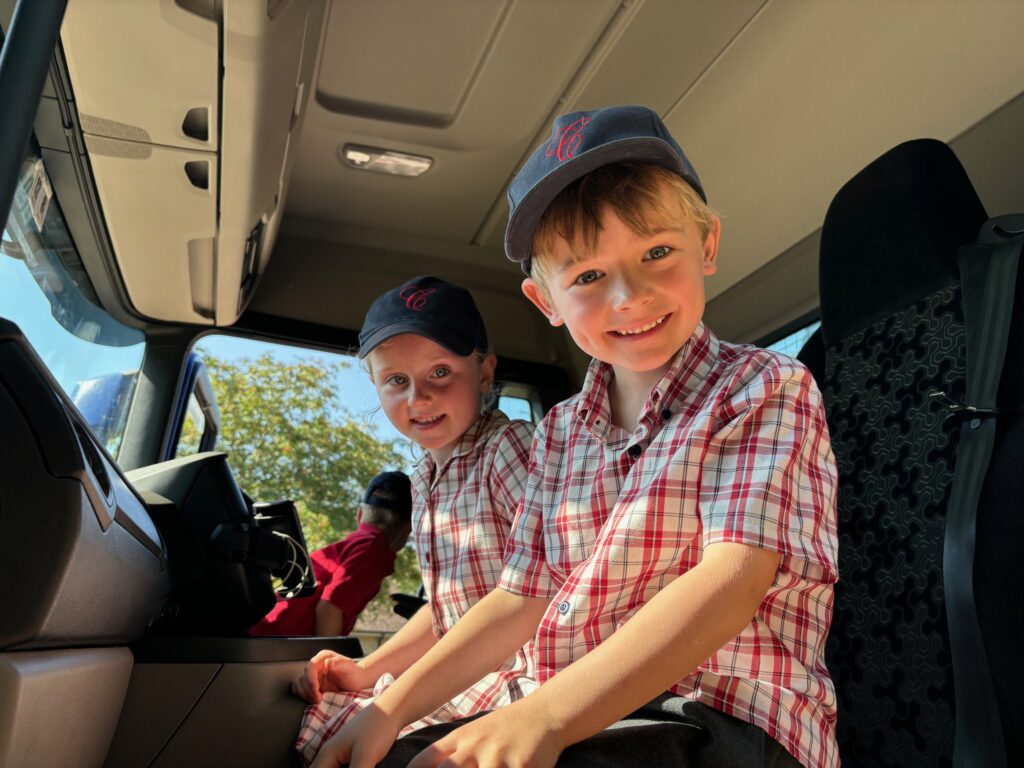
left=251, top=471, right=412, bottom=637
left=313, top=106, right=838, bottom=768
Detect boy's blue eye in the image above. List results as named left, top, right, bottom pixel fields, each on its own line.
left=385, top=374, right=407, bottom=386
left=574, top=270, right=600, bottom=285
left=647, top=245, right=672, bottom=260
left=432, top=367, right=450, bottom=378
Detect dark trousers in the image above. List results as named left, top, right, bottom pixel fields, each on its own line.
left=379, top=696, right=803, bottom=768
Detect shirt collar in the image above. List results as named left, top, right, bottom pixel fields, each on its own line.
left=647, top=322, right=720, bottom=414
left=575, top=362, right=614, bottom=437
left=574, top=322, right=721, bottom=435
left=356, top=522, right=385, bottom=537
left=416, top=409, right=508, bottom=479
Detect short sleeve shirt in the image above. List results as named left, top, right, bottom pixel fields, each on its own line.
left=412, top=409, right=533, bottom=637
left=317, top=525, right=397, bottom=634
left=250, top=523, right=395, bottom=636
left=409, top=408, right=539, bottom=710
left=295, top=411, right=537, bottom=763
left=498, top=323, right=839, bottom=768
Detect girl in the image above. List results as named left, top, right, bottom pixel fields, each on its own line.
left=292, top=275, right=537, bottom=765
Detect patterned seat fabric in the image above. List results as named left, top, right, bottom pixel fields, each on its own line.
left=825, top=289, right=964, bottom=766
left=811, top=139, right=990, bottom=767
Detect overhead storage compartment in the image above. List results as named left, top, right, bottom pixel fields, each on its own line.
left=61, top=0, right=218, bottom=153
left=59, top=0, right=320, bottom=325
left=83, top=136, right=218, bottom=323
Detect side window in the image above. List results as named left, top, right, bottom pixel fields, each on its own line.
left=761, top=318, right=821, bottom=358
left=0, top=158, right=145, bottom=460
left=176, top=394, right=206, bottom=457
left=190, top=334, right=418, bottom=635
left=498, top=382, right=543, bottom=424
left=176, top=397, right=207, bottom=456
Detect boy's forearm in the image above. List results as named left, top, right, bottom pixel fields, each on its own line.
left=525, top=543, right=781, bottom=749
left=375, top=588, right=547, bottom=726
left=360, top=604, right=437, bottom=679
left=314, top=601, right=345, bottom=636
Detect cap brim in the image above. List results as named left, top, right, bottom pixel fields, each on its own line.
left=505, top=138, right=699, bottom=269
left=358, top=321, right=476, bottom=358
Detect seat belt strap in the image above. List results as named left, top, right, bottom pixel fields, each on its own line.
left=946, top=214, right=1024, bottom=768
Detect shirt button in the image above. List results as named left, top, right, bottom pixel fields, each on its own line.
left=661, top=408, right=672, bottom=420
left=557, top=601, right=570, bottom=615
left=627, top=444, right=642, bottom=460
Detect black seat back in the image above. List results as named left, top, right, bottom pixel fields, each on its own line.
left=815, top=139, right=988, bottom=766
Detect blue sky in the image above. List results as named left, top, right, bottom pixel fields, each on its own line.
left=0, top=245, right=145, bottom=395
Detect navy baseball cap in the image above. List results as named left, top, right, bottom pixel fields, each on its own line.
left=363, top=471, right=412, bottom=517
left=358, top=275, right=488, bottom=358
left=505, top=105, right=705, bottom=273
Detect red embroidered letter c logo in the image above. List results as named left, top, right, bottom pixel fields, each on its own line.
left=400, top=286, right=436, bottom=311
left=546, top=116, right=590, bottom=162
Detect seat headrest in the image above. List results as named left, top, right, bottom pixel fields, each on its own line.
left=819, top=139, right=987, bottom=345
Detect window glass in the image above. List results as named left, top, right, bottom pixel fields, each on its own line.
left=497, top=381, right=542, bottom=424
left=763, top=320, right=821, bottom=358
left=193, top=334, right=418, bottom=634
left=175, top=392, right=206, bottom=457
left=191, top=333, right=543, bottom=635
left=498, top=394, right=533, bottom=423
left=0, top=158, right=145, bottom=458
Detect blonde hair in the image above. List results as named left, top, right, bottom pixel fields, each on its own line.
left=530, top=161, right=718, bottom=289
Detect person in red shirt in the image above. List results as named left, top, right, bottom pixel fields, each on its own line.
left=250, top=471, right=412, bottom=637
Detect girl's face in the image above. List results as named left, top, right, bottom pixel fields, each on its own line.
left=368, top=333, right=496, bottom=465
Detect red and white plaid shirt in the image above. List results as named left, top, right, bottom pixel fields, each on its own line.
left=498, top=324, right=839, bottom=768
left=297, top=410, right=536, bottom=765
left=412, top=409, right=533, bottom=642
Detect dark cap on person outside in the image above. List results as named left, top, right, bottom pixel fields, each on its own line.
left=358, top=275, right=488, bottom=359
left=505, top=105, right=705, bottom=273
left=363, top=471, right=412, bottom=518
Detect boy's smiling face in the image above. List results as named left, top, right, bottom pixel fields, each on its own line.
left=522, top=200, right=720, bottom=388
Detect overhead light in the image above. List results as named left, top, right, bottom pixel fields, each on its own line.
left=340, top=144, right=432, bottom=177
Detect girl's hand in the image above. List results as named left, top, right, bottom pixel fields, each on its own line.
left=292, top=650, right=375, bottom=704
left=407, top=702, right=563, bottom=768
left=309, top=703, right=402, bottom=768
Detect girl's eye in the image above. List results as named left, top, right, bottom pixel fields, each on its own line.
left=574, top=270, right=601, bottom=286
left=647, top=245, right=672, bottom=260
left=432, top=367, right=450, bottom=379
left=385, top=374, right=407, bottom=386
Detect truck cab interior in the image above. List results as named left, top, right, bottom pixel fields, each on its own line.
left=1, top=1, right=1022, bottom=767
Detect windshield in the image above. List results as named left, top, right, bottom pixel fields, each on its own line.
left=1, top=156, right=145, bottom=458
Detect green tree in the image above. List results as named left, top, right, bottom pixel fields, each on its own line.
left=200, top=351, right=421, bottom=622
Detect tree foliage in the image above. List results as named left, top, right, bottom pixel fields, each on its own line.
left=198, top=351, right=422, bottom=623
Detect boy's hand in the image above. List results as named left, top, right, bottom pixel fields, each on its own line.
left=291, top=650, right=374, bottom=704
left=408, top=702, right=562, bottom=768
left=309, top=703, right=402, bottom=768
